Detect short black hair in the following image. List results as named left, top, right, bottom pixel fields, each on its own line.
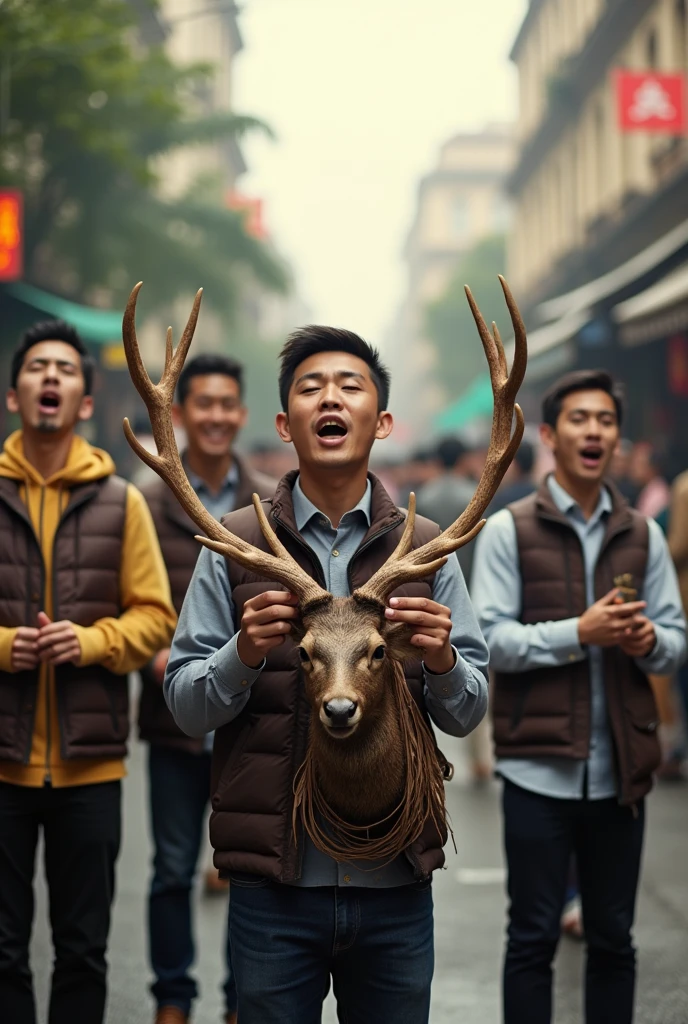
left=11, top=319, right=95, bottom=395
left=278, top=325, right=390, bottom=412
left=177, top=353, right=244, bottom=404
left=542, top=369, right=624, bottom=428
left=436, top=436, right=467, bottom=470
left=514, top=437, right=535, bottom=475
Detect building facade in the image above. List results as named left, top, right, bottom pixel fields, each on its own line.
left=508, top=0, right=688, bottom=470
left=390, top=126, right=513, bottom=438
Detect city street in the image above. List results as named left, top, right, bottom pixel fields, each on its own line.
left=29, top=732, right=688, bottom=1024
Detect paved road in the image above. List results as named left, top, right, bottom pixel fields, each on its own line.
left=30, top=734, right=688, bottom=1023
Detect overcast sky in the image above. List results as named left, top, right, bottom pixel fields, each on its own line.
left=235, top=0, right=526, bottom=344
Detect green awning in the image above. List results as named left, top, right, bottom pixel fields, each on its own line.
left=433, top=373, right=493, bottom=432
left=5, top=282, right=122, bottom=344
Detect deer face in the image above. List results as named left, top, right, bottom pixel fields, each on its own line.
left=295, top=597, right=417, bottom=741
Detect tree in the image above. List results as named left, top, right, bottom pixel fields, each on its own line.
left=0, top=0, right=288, bottom=315
left=424, top=234, right=507, bottom=400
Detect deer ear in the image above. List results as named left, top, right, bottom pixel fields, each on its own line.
left=381, top=619, right=417, bottom=662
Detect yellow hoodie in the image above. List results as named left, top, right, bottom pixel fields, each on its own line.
left=0, top=431, right=176, bottom=787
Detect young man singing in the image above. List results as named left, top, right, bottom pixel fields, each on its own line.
left=472, top=370, right=686, bottom=1024
left=140, top=354, right=274, bottom=1024
left=0, top=320, right=176, bottom=1023
left=165, top=326, right=489, bottom=1023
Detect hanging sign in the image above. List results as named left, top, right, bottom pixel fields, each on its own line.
left=616, top=71, right=686, bottom=133
left=0, top=190, right=23, bottom=281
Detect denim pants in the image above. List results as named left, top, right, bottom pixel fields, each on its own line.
left=147, top=745, right=235, bottom=1015
left=502, top=779, right=645, bottom=1024
left=0, top=779, right=121, bottom=1024
left=228, top=875, right=434, bottom=1023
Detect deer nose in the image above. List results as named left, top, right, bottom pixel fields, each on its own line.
left=323, top=698, right=357, bottom=728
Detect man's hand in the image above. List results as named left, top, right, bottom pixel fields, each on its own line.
left=618, top=615, right=656, bottom=659
left=237, top=591, right=299, bottom=669
left=152, top=648, right=170, bottom=685
left=577, top=589, right=647, bottom=647
left=385, top=596, right=455, bottom=674
left=11, top=627, right=39, bottom=672
left=36, top=612, right=82, bottom=666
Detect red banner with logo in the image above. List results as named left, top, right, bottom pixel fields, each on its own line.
left=0, top=190, right=23, bottom=281
left=616, top=71, right=686, bottom=133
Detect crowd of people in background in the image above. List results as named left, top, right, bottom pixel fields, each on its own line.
left=0, top=315, right=686, bottom=1024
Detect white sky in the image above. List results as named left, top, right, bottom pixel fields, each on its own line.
left=235, top=0, right=527, bottom=344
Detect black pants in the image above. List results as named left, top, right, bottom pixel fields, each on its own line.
left=502, top=779, right=644, bottom=1024
left=0, top=779, right=121, bottom=1024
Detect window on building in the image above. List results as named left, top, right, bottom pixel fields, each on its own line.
left=677, top=0, right=687, bottom=68
left=646, top=29, right=658, bottom=69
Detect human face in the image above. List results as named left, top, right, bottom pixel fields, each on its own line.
left=540, top=389, right=619, bottom=485
left=174, top=374, right=246, bottom=458
left=6, top=340, right=93, bottom=435
left=275, top=351, right=393, bottom=469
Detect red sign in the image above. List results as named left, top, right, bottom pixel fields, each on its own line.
left=616, top=71, right=686, bottom=133
left=226, top=192, right=267, bottom=240
left=0, top=190, right=23, bottom=281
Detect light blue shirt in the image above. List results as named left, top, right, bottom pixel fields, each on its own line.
left=165, top=475, right=489, bottom=885
left=472, top=476, right=686, bottom=800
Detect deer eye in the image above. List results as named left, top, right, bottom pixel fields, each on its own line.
left=298, top=647, right=311, bottom=664
left=372, top=645, right=386, bottom=661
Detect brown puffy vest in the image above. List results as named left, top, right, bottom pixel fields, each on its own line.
left=208, top=472, right=447, bottom=882
left=492, top=480, right=660, bottom=806
left=0, top=475, right=129, bottom=762
left=138, top=455, right=276, bottom=752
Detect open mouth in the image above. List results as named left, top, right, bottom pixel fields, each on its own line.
left=579, top=446, right=603, bottom=469
left=38, top=391, right=61, bottom=415
left=323, top=722, right=358, bottom=740
left=316, top=418, right=349, bottom=446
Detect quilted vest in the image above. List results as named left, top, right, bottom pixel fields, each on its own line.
left=492, top=479, right=659, bottom=805
left=208, top=472, right=448, bottom=882
left=0, top=476, right=128, bottom=762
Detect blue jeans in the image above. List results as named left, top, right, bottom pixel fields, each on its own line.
left=228, top=876, right=434, bottom=1023
left=147, top=746, right=236, bottom=1015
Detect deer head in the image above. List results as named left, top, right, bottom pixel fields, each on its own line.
left=122, top=278, right=527, bottom=862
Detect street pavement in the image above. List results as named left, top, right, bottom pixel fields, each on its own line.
left=30, top=733, right=688, bottom=1024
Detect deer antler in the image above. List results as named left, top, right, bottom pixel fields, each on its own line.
left=121, top=283, right=329, bottom=607
left=356, top=275, right=527, bottom=605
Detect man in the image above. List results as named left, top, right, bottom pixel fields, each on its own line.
left=165, top=325, right=489, bottom=1023
left=416, top=436, right=476, bottom=580
left=471, top=369, right=686, bottom=1024
left=139, top=353, right=275, bottom=1024
left=0, top=320, right=176, bottom=1024
left=668, top=468, right=688, bottom=768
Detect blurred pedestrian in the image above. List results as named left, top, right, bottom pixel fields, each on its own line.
left=139, top=354, right=275, bottom=1024
left=416, top=436, right=475, bottom=579
left=395, top=444, right=440, bottom=506
left=486, top=437, right=536, bottom=516
left=0, top=320, right=176, bottom=1024
left=164, top=326, right=489, bottom=1024
left=472, top=369, right=686, bottom=1024
left=630, top=441, right=671, bottom=520
left=608, top=438, right=639, bottom=506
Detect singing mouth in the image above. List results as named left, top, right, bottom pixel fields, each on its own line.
left=579, top=446, right=603, bottom=468
left=315, top=416, right=349, bottom=447
left=38, top=391, right=61, bottom=415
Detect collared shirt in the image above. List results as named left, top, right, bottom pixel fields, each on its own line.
left=472, top=475, right=687, bottom=800
left=165, top=475, right=490, bottom=885
left=185, top=458, right=240, bottom=523
left=185, top=457, right=240, bottom=753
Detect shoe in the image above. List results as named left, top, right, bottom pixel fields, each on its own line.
left=225, top=1014, right=238, bottom=1024
left=155, top=1008, right=189, bottom=1024
left=203, top=867, right=230, bottom=895
left=561, top=896, right=584, bottom=940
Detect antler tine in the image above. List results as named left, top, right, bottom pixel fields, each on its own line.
left=356, top=277, right=527, bottom=606
left=121, top=283, right=329, bottom=607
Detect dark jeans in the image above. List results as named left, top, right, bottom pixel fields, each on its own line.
left=0, top=779, right=121, bottom=1024
left=502, top=779, right=645, bottom=1024
left=228, top=876, right=435, bottom=1023
left=148, top=745, right=235, bottom=1015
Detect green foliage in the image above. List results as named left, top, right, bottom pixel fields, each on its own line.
left=424, top=234, right=507, bottom=400
left=0, top=0, right=288, bottom=315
